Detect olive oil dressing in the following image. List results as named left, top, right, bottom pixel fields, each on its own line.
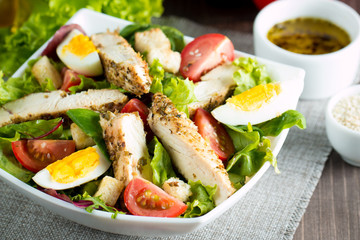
left=267, top=17, right=351, bottom=55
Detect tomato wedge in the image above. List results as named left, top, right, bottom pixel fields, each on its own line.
left=193, top=108, right=235, bottom=162
left=12, top=140, right=76, bottom=173
left=121, top=98, right=153, bottom=141
left=180, top=33, right=235, bottom=82
left=124, top=177, right=187, bottom=217
left=60, top=68, right=82, bottom=91
left=121, top=98, right=150, bottom=125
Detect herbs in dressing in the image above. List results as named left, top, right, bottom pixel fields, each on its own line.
left=267, top=17, right=351, bottom=55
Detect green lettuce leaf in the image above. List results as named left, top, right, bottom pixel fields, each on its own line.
left=232, top=57, right=273, bottom=95
left=68, top=75, right=126, bottom=94
left=149, top=60, right=197, bottom=116
left=0, top=0, right=164, bottom=77
left=148, top=137, right=176, bottom=186
left=120, top=23, right=185, bottom=52
left=0, top=118, right=65, bottom=141
left=71, top=192, right=125, bottom=219
left=256, top=110, right=306, bottom=136
left=66, top=109, right=109, bottom=161
left=182, top=180, right=217, bottom=218
left=0, top=139, right=34, bottom=182
left=225, top=124, right=278, bottom=189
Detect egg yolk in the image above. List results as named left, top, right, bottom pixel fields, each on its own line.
left=227, top=83, right=282, bottom=111
left=62, top=34, right=97, bottom=58
left=46, top=147, right=99, bottom=184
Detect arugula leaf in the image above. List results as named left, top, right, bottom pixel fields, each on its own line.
left=182, top=180, right=217, bottom=218
left=0, top=118, right=65, bottom=141
left=148, top=137, right=176, bottom=186
left=66, top=109, right=109, bottom=161
left=149, top=60, right=197, bottom=116
left=72, top=192, right=124, bottom=219
left=0, top=139, right=34, bottom=182
left=232, top=57, right=273, bottom=95
left=120, top=23, right=185, bottom=52
left=256, top=110, right=306, bottom=136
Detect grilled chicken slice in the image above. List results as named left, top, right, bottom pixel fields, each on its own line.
left=0, top=89, right=128, bottom=127
left=100, top=112, right=152, bottom=186
left=148, top=93, right=235, bottom=205
left=188, top=62, right=237, bottom=117
left=134, top=28, right=181, bottom=73
left=91, top=32, right=152, bottom=96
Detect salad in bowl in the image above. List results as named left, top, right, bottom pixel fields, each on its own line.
left=0, top=9, right=305, bottom=236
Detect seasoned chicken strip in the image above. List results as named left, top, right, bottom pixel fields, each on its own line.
left=91, top=32, right=152, bottom=96
left=100, top=112, right=152, bottom=186
left=0, top=89, right=128, bottom=127
left=148, top=93, right=235, bottom=205
left=134, top=28, right=181, bottom=73
left=188, top=62, right=237, bottom=117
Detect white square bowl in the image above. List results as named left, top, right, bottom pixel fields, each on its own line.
left=1, top=8, right=305, bottom=237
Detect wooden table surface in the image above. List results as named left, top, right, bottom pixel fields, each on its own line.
left=163, top=1, right=360, bottom=239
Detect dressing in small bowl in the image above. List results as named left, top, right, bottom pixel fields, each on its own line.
left=254, top=0, right=360, bottom=99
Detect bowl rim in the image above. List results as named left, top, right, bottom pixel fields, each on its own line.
left=253, top=0, right=360, bottom=59
left=326, top=84, right=360, bottom=136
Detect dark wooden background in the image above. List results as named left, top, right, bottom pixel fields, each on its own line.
left=163, top=1, right=360, bottom=239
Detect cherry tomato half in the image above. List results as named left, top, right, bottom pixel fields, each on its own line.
left=60, top=68, right=82, bottom=92
left=193, top=108, right=235, bottom=162
left=12, top=140, right=76, bottom=173
left=180, top=33, right=235, bottom=82
left=124, top=177, right=187, bottom=217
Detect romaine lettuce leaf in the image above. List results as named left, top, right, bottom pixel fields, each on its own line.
left=232, top=57, right=273, bottom=95
left=120, top=23, right=185, bottom=52
left=256, top=110, right=306, bottom=136
left=149, top=60, right=197, bottom=116
left=66, top=109, right=109, bottom=161
left=148, top=137, right=176, bottom=186
left=182, top=180, right=217, bottom=218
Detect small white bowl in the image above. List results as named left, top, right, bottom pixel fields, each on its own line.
left=326, top=84, right=360, bottom=167
left=254, top=0, right=360, bottom=100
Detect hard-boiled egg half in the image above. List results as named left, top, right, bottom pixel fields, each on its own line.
left=56, top=29, right=103, bottom=77
left=33, top=146, right=110, bottom=190
left=211, top=80, right=301, bottom=125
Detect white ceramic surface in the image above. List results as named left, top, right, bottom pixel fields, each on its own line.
left=326, top=85, right=360, bottom=167
left=1, top=9, right=305, bottom=236
left=254, top=0, right=360, bottom=100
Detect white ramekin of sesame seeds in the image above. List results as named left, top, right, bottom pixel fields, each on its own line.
left=326, top=84, right=360, bottom=167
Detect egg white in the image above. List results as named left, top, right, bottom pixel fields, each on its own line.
left=32, top=146, right=111, bottom=190
left=211, top=79, right=301, bottom=126
left=56, top=29, right=103, bottom=77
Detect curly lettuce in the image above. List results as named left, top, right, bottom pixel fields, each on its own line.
left=232, top=57, right=273, bottom=95
left=149, top=59, right=197, bottom=116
